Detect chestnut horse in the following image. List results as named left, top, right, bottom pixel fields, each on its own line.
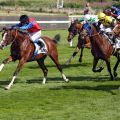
left=80, top=23, right=120, bottom=80
left=66, top=20, right=91, bottom=64
left=0, top=28, right=69, bottom=90
left=112, top=24, right=120, bottom=77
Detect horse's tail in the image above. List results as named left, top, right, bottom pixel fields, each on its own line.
left=53, top=34, right=61, bottom=44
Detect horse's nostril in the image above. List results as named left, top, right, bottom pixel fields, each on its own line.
left=0, top=45, right=3, bottom=50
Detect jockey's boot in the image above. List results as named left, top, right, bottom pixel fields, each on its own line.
left=37, top=41, right=47, bottom=53
left=37, top=41, right=43, bottom=48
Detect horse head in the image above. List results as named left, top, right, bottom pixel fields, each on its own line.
left=0, top=27, right=18, bottom=50
left=67, top=19, right=79, bottom=42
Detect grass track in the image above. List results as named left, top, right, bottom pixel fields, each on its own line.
left=0, top=30, right=120, bottom=120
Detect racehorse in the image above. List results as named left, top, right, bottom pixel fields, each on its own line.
left=112, top=24, right=120, bottom=77
left=67, top=19, right=79, bottom=47
left=66, top=20, right=91, bottom=64
left=113, top=23, right=120, bottom=37
left=0, top=28, right=69, bottom=90
left=80, top=23, right=120, bottom=80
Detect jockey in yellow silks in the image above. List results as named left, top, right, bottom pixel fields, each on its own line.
left=97, top=12, right=120, bottom=50
left=97, top=12, right=116, bottom=31
left=94, top=12, right=117, bottom=43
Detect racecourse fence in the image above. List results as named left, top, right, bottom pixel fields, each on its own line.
left=0, top=15, right=83, bottom=30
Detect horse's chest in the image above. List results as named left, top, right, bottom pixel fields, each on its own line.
left=11, top=44, right=21, bottom=59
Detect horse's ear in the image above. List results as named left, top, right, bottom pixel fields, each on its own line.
left=2, top=27, right=12, bottom=31
left=0, top=27, right=7, bottom=32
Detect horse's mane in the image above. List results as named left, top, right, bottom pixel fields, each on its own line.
left=18, top=30, right=29, bottom=36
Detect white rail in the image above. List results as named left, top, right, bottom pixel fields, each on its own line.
left=0, top=21, right=70, bottom=24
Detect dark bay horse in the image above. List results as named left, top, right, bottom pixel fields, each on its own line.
left=66, top=20, right=91, bottom=64
left=0, top=28, right=69, bottom=90
left=80, top=24, right=120, bottom=80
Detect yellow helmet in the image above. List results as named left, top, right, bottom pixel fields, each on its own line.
left=105, top=16, right=112, bottom=23
left=98, top=12, right=106, bottom=20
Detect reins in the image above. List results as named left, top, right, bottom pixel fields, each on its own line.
left=11, top=29, right=18, bottom=44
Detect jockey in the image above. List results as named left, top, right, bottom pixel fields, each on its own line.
left=79, top=14, right=98, bottom=23
left=12, top=14, right=47, bottom=53
left=96, top=12, right=116, bottom=36
left=79, top=14, right=98, bottom=36
left=110, top=6, right=120, bottom=21
left=97, top=12, right=120, bottom=49
left=95, top=12, right=117, bottom=43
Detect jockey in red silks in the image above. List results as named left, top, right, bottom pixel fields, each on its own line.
left=12, top=14, right=46, bottom=53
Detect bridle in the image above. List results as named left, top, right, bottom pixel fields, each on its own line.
left=0, top=28, right=18, bottom=49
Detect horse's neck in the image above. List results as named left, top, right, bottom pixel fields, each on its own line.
left=16, top=32, right=30, bottom=44
left=91, top=25, right=112, bottom=53
left=13, top=32, right=31, bottom=50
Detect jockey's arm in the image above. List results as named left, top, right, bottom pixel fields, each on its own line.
left=111, top=12, right=118, bottom=19
left=19, top=22, right=35, bottom=30
left=79, top=17, right=84, bottom=22
left=11, top=23, right=22, bottom=28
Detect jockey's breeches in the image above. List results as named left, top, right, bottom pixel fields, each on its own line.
left=29, top=30, right=42, bottom=43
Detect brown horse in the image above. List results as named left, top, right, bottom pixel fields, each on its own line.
left=66, top=20, right=91, bottom=64
left=0, top=28, right=69, bottom=90
left=113, top=24, right=120, bottom=37
left=112, top=24, right=120, bottom=77
left=80, top=23, right=120, bottom=80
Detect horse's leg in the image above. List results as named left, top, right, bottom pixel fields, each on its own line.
left=113, top=59, right=119, bottom=78
left=50, top=52, right=69, bottom=82
left=92, top=58, right=103, bottom=72
left=0, top=56, right=13, bottom=71
left=37, top=56, right=48, bottom=84
left=69, top=40, right=73, bottom=47
left=79, top=47, right=84, bottom=63
left=5, top=58, right=26, bottom=90
left=105, top=59, right=114, bottom=80
left=98, top=60, right=104, bottom=70
left=65, top=47, right=80, bottom=65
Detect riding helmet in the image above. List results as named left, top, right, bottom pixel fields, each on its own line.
left=98, top=12, right=105, bottom=20
left=19, top=15, right=29, bottom=24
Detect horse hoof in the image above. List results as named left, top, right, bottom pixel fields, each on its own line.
left=110, top=76, right=114, bottom=81
left=99, top=67, right=104, bottom=72
left=42, top=82, right=46, bottom=84
left=4, top=86, right=10, bottom=90
left=114, top=72, right=117, bottom=78
left=65, top=79, right=69, bottom=83
left=65, top=61, right=70, bottom=65
left=79, top=59, right=82, bottom=63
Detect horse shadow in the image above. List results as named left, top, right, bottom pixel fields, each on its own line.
left=0, top=76, right=120, bottom=93
left=28, top=63, right=90, bottom=69
left=49, top=84, right=119, bottom=95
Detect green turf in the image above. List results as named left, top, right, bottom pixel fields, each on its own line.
left=0, top=30, right=120, bottom=120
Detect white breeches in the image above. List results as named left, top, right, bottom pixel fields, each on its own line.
left=29, top=30, right=42, bottom=43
